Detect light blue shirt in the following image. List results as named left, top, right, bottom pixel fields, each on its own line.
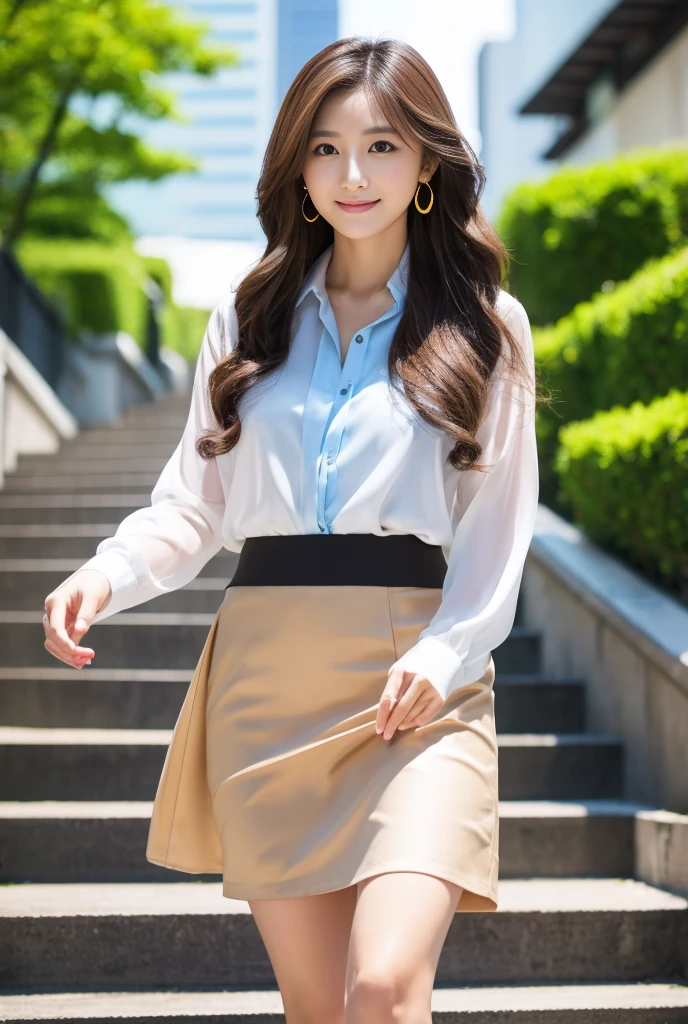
left=295, top=240, right=410, bottom=536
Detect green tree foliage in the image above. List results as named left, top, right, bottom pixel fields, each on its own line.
left=0, top=0, right=240, bottom=249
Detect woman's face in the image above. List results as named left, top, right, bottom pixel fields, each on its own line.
left=302, top=87, right=437, bottom=239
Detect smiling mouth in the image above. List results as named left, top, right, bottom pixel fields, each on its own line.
left=336, top=199, right=381, bottom=210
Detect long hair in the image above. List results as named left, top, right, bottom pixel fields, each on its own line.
left=197, top=35, right=538, bottom=472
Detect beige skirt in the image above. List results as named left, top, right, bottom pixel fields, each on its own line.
left=146, top=584, right=499, bottom=913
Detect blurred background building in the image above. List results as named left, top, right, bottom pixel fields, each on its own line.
left=479, top=0, right=688, bottom=220
left=108, top=0, right=339, bottom=305
left=107, top=0, right=338, bottom=243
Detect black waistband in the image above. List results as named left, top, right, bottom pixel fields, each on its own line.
left=225, top=534, right=447, bottom=588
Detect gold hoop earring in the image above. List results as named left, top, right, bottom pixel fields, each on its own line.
left=414, top=179, right=433, bottom=214
left=302, top=184, right=319, bottom=223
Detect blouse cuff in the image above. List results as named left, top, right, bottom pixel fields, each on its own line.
left=389, top=636, right=465, bottom=703
left=77, top=551, right=140, bottom=624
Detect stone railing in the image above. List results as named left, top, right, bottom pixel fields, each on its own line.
left=521, top=504, right=688, bottom=895
left=522, top=504, right=688, bottom=812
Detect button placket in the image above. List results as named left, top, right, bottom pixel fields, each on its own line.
left=304, top=273, right=406, bottom=534
left=317, top=332, right=369, bottom=532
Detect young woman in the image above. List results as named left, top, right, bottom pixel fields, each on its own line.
left=43, top=36, right=540, bottom=1024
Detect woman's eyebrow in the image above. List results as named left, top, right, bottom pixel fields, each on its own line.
left=309, top=125, right=400, bottom=139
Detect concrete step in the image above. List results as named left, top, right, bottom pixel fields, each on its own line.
left=0, top=614, right=542, bottom=673
left=1, top=528, right=241, bottom=561
left=0, top=799, right=646, bottom=884
left=498, top=733, right=623, bottom=799
left=120, top=410, right=189, bottom=425
left=0, top=607, right=221, bottom=671
left=2, top=472, right=169, bottom=492
left=0, top=525, right=158, bottom=559
left=495, top=674, right=585, bottom=733
left=96, top=406, right=189, bottom=425
left=0, top=495, right=151, bottom=525
left=60, top=429, right=190, bottom=446
left=0, top=727, right=623, bottom=801
left=16, top=444, right=181, bottom=464
left=0, top=726, right=170, bottom=800
left=0, top=668, right=200, bottom=729
left=2, top=983, right=688, bottom=1023
left=1, top=879, right=686, bottom=990
left=0, top=666, right=584, bottom=732
left=9, top=457, right=171, bottom=477
left=0, top=557, right=233, bottom=602
left=0, top=528, right=223, bottom=559
left=0, top=575, right=226, bottom=612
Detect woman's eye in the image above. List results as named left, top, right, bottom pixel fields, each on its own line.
left=312, top=141, right=396, bottom=156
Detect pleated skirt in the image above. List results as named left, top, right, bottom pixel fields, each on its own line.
left=146, top=584, right=499, bottom=913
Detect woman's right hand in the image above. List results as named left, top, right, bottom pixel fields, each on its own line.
left=43, top=569, right=112, bottom=668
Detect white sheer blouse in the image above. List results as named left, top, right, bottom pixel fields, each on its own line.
left=69, top=241, right=539, bottom=702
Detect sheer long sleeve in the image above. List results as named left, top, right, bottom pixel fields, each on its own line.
left=388, top=298, right=539, bottom=702
left=63, top=301, right=234, bottom=624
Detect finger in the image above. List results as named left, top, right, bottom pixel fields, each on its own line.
left=44, top=597, right=78, bottom=656
left=44, top=635, right=92, bottom=664
left=398, top=695, right=435, bottom=730
left=375, top=690, right=400, bottom=735
left=45, top=628, right=95, bottom=659
left=44, top=604, right=95, bottom=658
left=397, top=696, right=430, bottom=729
left=44, top=637, right=92, bottom=668
left=43, top=620, right=94, bottom=661
left=381, top=678, right=425, bottom=740
left=69, top=591, right=101, bottom=644
left=375, top=669, right=410, bottom=733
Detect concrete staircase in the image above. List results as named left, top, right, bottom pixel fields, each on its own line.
left=0, top=391, right=687, bottom=1023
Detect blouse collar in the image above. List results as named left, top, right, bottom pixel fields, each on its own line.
left=295, top=239, right=410, bottom=312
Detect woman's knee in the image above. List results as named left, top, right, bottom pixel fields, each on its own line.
left=345, top=963, right=429, bottom=1021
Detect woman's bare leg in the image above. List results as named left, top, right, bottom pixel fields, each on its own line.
left=248, top=885, right=358, bottom=1024
left=344, top=871, right=462, bottom=1024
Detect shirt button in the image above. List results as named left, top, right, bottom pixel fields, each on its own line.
left=355, top=334, right=363, bottom=343
left=339, top=387, right=347, bottom=395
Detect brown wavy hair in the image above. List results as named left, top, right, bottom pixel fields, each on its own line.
left=197, top=35, right=540, bottom=472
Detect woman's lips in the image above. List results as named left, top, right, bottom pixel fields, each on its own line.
left=335, top=199, right=381, bottom=213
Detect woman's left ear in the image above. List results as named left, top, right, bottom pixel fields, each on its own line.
left=423, top=155, right=440, bottom=181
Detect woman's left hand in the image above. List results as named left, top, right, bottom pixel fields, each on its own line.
left=376, top=667, right=444, bottom=741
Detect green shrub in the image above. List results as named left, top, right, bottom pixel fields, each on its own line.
left=160, top=304, right=213, bottom=362
left=14, top=235, right=211, bottom=363
left=498, top=145, right=688, bottom=325
left=534, top=245, right=688, bottom=504
left=14, top=237, right=153, bottom=349
left=555, top=389, right=688, bottom=599
left=141, top=255, right=174, bottom=305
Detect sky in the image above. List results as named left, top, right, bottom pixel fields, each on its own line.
left=137, top=0, right=516, bottom=309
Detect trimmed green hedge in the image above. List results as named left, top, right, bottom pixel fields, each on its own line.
left=534, top=244, right=688, bottom=504
left=161, top=304, right=213, bottom=363
left=555, top=389, right=688, bottom=598
left=137, top=259, right=212, bottom=361
left=15, top=237, right=153, bottom=349
left=13, top=237, right=210, bottom=363
left=141, top=255, right=174, bottom=305
left=498, top=146, right=688, bottom=325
